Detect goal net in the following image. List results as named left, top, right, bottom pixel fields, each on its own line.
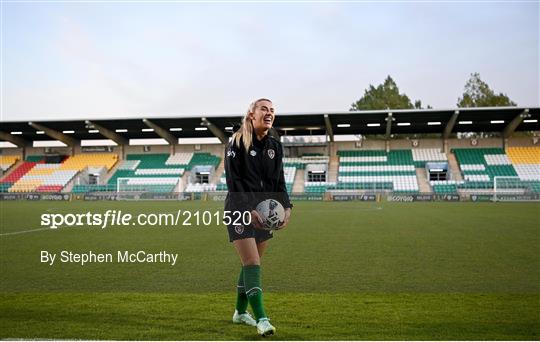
left=493, top=176, right=538, bottom=202
left=116, top=177, right=179, bottom=196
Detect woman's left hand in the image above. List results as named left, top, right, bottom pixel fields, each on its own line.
left=277, top=208, right=291, bottom=230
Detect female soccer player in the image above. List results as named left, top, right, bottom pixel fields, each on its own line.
left=224, top=98, right=292, bottom=336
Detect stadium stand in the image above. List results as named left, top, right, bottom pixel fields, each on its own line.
left=451, top=147, right=540, bottom=193
left=216, top=171, right=227, bottom=191
left=283, top=166, right=296, bottom=193
left=166, top=152, right=194, bottom=165
left=1, top=107, right=539, bottom=197
left=430, top=180, right=459, bottom=194
left=0, top=155, right=20, bottom=172
left=1, top=162, right=38, bottom=192
left=117, top=160, right=141, bottom=171
left=8, top=164, right=78, bottom=193
left=121, top=154, right=170, bottom=170
left=412, top=148, right=448, bottom=167
left=183, top=153, right=222, bottom=192
left=284, top=155, right=328, bottom=169
left=284, top=156, right=328, bottom=193
left=1, top=161, right=37, bottom=183
left=336, top=150, right=419, bottom=192
left=60, top=153, right=118, bottom=171
left=453, top=148, right=516, bottom=190
left=188, top=152, right=220, bottom=170
left=5, top=154, right=118, bottom=193
left=213, top=166, right=295, bottom=193
left=71, top=152, right=222, bottom=193
left=506, top=147, right=540, bottom=181
left=185, top=183, right=217, bottom=192
left=305, top=181, right=337, bottom=193
left=103, top=153, right=186, bottom=193
left=1, top=147, right=537, bottom=196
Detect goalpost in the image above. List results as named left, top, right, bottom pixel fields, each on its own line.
left=116, top=177, right=146, bottom=200
left=117, top=177, right=142, bottom=193
left=493, top=176, right=535, bottom=202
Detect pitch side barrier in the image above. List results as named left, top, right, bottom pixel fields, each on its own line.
left=1, top=192, right=539, bottom=202
left=386, top=194, right=460, bottom=202
left=0, top=193, right=71, bottom=201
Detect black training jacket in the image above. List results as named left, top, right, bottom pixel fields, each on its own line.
left=224, top=132, right=293, bottom=214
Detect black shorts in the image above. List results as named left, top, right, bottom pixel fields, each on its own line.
left=227, top=223, right=273, bottom=243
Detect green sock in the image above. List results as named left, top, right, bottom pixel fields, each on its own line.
left=235, top=267, right=248, bottom=314
left=243, top=265, right=267, bottom=321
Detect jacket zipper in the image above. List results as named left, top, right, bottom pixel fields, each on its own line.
left=260, top=148, right=264, bottom=190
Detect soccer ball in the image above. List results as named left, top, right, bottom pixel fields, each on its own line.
left=255, top=199, right=285, bottom=230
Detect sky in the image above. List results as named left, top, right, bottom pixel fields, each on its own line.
left=1, top=1, right=539, bottom=122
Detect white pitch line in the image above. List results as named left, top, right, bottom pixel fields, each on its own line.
left=0, top=227, right=52, bottom=236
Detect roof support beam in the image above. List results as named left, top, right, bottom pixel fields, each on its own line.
left=384, top=113, right=394, bottom=139
left=201, top=117, right=228, bottom=144
left=384, top=113, right=394, bottom=152
left=0, top=131, right=30, bottom=147
left=443, top=110, right=460, bottom=139
left=324, top=114, right=334, bottom=142
left=503, top=109, right=529, bottom=139
left=85, top=120, right=129, bottom=146
left=142, top=119, right=177, bottom=145
left=28, top=122, right=78, bottom=147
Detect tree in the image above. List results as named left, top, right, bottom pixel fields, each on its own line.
left=457, top=73, right=516, bottom=108
left=414, top=100, right=432, bottom=110
left=350, top=76, right=428, bottom=111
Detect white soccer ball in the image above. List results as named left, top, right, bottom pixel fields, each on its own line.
left=255, top=199, right=285, bottom=230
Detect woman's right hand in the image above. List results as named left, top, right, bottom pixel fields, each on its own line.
left=250, top=210, right=264, bottom=230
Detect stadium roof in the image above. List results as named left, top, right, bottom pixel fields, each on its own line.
left=0, top=106, right=538, bottom=146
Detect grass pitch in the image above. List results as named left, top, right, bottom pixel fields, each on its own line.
left=0, top=200, right=539, bottom=340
